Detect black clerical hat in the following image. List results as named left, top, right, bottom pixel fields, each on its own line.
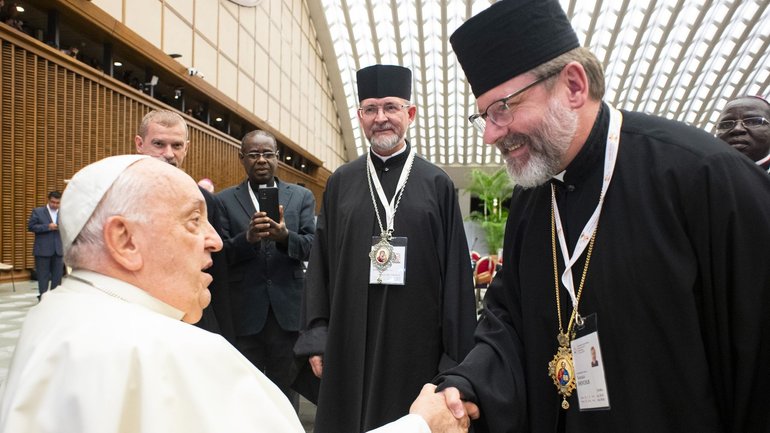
left=357, top=65, right=412, bottom=102
left=450, top=0, right=580, bottom=98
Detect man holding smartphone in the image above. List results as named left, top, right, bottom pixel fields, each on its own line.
left=217, top=130, right=316, bottom=410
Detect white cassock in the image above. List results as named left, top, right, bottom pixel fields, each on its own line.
left=0, top=270, right=429, bottom=433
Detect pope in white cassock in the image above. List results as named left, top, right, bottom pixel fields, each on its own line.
left=0, top=155, right=471, bottom=433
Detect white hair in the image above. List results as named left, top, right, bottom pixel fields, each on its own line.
left=64, top=163, right=152, bottom=268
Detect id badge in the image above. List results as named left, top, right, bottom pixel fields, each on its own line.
left=369, top=236, right=407, bottom=285
left=570, top=313, right=611, bottom=410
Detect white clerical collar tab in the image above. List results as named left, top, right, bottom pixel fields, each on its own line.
left=372, top=143, right=408, bottom=162
left=553, top=171, right=566, bottom=182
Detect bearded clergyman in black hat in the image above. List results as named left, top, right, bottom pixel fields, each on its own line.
left=431, top=0, right=770, bottom=432
left=295, top=64, right=477, bottom=433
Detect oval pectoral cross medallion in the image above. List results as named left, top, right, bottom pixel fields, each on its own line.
left=548, top=345, right=576, bottom=409
left=369, top=238, right=395, bottom=272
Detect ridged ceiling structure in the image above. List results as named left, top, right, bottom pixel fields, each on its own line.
left=312, top=0, right=770, bottom=174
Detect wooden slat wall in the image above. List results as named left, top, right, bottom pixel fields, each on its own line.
left=0, top=29, right=328, bottom=280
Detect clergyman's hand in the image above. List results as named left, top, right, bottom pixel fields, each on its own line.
left=440, top=386, right=480, bottom=421
left=409, top=384, right=469, bottom=433
left=246, top=211, right=267, bottom=243
left=262, top=205, right=289, bottom=243
left=309, top=355, right=323, bottom=378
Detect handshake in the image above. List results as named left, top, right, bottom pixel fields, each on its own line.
left=409, top=384, right=479, bottom=433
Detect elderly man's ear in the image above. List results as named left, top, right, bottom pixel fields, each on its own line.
left=103, top=216, right=143, bottom=271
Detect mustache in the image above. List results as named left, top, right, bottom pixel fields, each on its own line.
left=496, top=133, right=530, bottom=152
left=371, top=122, right=395, bottom=132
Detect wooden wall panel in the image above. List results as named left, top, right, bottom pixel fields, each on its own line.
left=0, top=29, right=330, bottom=280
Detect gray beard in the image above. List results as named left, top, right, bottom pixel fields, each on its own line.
left=370, top=132, right=402, bottom=155
left=500, top=98, right=577, bottom=188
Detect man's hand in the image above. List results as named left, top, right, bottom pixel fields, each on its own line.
left=246, top=206, right=289, bottom=243
left=48, top=222, right=58, bottom=231
left=439, top=386, right=480, bottom=421
left=309, top=355, right=323, bottom=378
left=409, top=384, right=471, bottom=433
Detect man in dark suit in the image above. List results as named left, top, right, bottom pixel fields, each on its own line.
left=135, top=109, right=235, bottom=344
left=28, top=191, right=64, bottom=299
left=217, top=130, right=316, bottom=409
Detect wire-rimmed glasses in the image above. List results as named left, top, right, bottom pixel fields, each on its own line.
left=468, top=69, right=562, bottom=134
left=715, top=117, right=769, bottom=133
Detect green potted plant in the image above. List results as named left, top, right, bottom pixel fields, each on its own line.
left=466, top=168, right=514, bottom=256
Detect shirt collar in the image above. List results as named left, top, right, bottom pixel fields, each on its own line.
left=371, top=141, right=409, bottom=163
left=370, top=141, right=411, bottom=168
left=67, top=269, right=185, bottom=320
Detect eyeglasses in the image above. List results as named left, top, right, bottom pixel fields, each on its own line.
left=715, top=117, right=769, bottom=133
left=241, top=151, right=278, bottom=160
left=358, top=103, right=410, bottom=119
left=468, top=69, right=562, bottom=134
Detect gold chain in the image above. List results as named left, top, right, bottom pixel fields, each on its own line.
left=551, top=184, right=598, bottom=341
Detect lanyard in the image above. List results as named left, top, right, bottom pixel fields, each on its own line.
left=246, top=180, right=276, bottom=212
left=551, top=106, right=623, bottom=309
left=366, top=148, right=416, bottom=233
left=247, top=182, right=261, bottom=212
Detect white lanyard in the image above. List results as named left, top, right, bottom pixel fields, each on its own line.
left=366, top=148, right=416, bottom=233
left=247, top=182, right=261, bottom=212
left=551, top=106, right=623, bottom=309
left=246, top=180, right=276, bottom=212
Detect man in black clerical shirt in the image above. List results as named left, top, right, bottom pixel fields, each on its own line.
left=716, top=95, right=770, bottom=173
left=295, top=64, right=477, bottom=433
left=434, top=1, right=770, bottom=433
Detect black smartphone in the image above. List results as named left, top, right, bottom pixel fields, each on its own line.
left=257, top=187, right=280, bottom=222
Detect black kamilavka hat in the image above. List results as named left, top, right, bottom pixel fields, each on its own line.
left=357, top=64, right=412, bottom=102
left=450, top=0, right=580, bottom=98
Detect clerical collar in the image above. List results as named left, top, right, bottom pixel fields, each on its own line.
left=554, top=103, right=609, bottom=185
left=370, top=141, right=411, bottom=168
left=371, top=141, right=408, bottom=162
left=248, top=178, right=276, bottom=191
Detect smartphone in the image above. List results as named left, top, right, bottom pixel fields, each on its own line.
left=257, top=187, right=280, bottom=222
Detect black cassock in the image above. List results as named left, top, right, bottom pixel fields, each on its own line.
left=436, top=104, right=770, bottom=433
left=296, top=142, right=477, bottom=433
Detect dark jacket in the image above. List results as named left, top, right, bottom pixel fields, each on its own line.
left=217, top=178, right=315, bottom=335
left=28, top=206, right=62, bottom=257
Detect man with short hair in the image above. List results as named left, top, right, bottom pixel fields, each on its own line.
left=135, top=109, right=234, bottom=342
left=296, top=64, right=477, bottom=433
left=0, top=155, right=468, bottom=433
left=27, top=191, right=63, bottom=299
left=435, top=1, right=770, bottom=432
left=217, top=130, right=315, bottom=408
left=716, top=95, right=770, bottom=173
